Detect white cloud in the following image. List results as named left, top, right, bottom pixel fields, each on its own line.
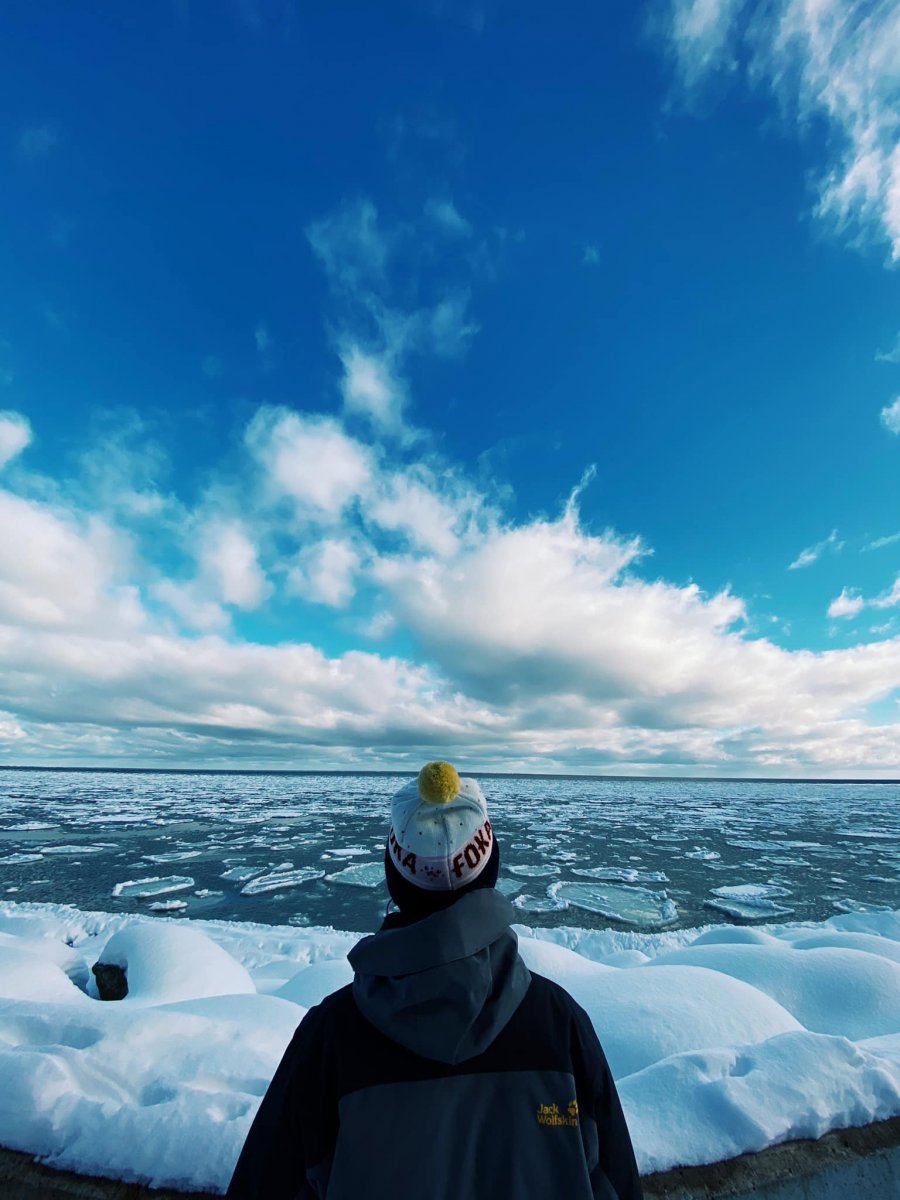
left=880, top=396, right=900, bottom=434
left=582, top=244, right=601, bottom=265
left=863, top=531, right=900, bottom=552
left=306, top=198, right=389, bottom=295
left=872, top=575, right=900, bottom=610
left=306, top=198, right=481, bottom=440
left=663, top=0, right=744, bottom=87
left=367, top=470, right=472, bottom=557
left=660, top=0, right=900, bottom=258
left=827, top=588, right=864, bottom=619
left=427, top=292, right=479, bottom=357
left=875, top=331, right=900, bottom=364
left=287, top=538, right=361, bottom=607
left=788, top=528, right=843, bottom=569
left=0, top=622, right=492, bottom=763
left=424, top=197, right=472, bottom=238
left=246, top=407, right=372, bottom=517
left=153, top=579, right=230, bottom=632
left=357, top=610, right=397, bottom=640
left=374, top=506, right=670, bottom=703
left=0, top=711, right=25, bottom=742
left=339, top=346, right=405, bottom=432
left=370, top=497, right=900, bottom=750
left=0, top=490, right=142, bottom=634
left=0, top=411, right=32, bottom=469
left=870, top=619, right=896, bottom=635
left=74, top=413, right=174, bottom=520
left=823, top=574, right=900, bottom=621
left=198, top=519, right=270, bottom=609
left=6, top=408, right=900, bottom=773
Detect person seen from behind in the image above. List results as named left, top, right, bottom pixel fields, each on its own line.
left=226, top=761, right=644, bottom=1199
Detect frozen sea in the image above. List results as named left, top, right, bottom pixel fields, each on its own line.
left=1, top=769, right=897, bottom=932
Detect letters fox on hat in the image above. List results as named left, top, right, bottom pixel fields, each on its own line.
left=384, top=762, right=500, bottom=914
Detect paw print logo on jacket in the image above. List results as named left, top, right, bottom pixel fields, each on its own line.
left=567, top=1099, right=578, bottom=1118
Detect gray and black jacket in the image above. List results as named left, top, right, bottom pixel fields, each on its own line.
left=226, top=888, right=643, bottom=1200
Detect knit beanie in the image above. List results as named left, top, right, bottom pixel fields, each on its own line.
left=384, top=762, right=500, bottom=918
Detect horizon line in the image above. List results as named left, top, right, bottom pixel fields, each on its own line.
left=2, top=764, right=899, bottom=783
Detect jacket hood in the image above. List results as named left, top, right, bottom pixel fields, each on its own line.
left=347, top=888, right=532, bottom=1065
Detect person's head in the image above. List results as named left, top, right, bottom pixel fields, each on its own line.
left=383, top=761, right=500, bottom=919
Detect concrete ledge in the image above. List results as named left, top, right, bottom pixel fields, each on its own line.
left=2, top=1116, right=899, bottom=1198
left=0, top=1149, right=217, bottom=1200
left=641, top=1114, right=900, bottom=1199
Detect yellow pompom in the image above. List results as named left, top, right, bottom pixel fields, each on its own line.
left=418, top=761, right=461, bottom=805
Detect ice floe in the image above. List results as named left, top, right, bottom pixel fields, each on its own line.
left=495, top=876, right=523, bottom=895
left=833, top=898, right=895, bottom=914
left=112, top=877, right=195, bottom=900
left=834, top=829, right=895, bottom=840
left=323, top=862, right=385, bottom=888
left=512, top=893, right=569, bottom=914
left=220, top=865, right=264, bottom=883
left=571, top=866, right=669, bottom=883
left=239, top=868, right=325, bottom=896
left=40, top=844, right=110, bottom=855
left=550, top=881, right=678, bottom=928
left=703, top=883, right=795, bottom=921
left=143, top=850, right=205, bottom=863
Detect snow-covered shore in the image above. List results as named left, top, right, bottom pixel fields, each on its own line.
left=1, top=900, right=898, bottom=1194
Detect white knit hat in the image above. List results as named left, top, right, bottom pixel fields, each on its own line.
left=387, top=761, right=494, bottom=892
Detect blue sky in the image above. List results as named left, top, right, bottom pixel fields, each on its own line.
left=1, top=0, right=899, bottom=774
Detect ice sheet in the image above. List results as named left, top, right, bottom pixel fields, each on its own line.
left=550, top=881, right=679, bottom=929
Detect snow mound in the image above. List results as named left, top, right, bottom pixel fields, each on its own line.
left=0, top=944, right=90, bottom=1005
left=517, top=936, right=616, bottom=980
left=96, top=923, right=255, bottom=1007
left=0, top=995, right=300, bottom=1193
left=0, top=930, right=90, bottom=990
left=619, top=1029, right=900, bottom=1175
left=641, top=944, right=900, bottom=1040
left=558, top=962, right=803, bottom=1078
left=690, top=927, right=784, bottom=947
left=277, top=959, right=355, bottom=1007
left=785, top=930, right=900, bottom=964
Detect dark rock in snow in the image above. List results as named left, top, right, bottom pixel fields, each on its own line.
left=92, top=962, right=127, bottom=1000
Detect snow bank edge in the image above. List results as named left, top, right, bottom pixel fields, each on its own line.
left=3, top=1115, right=900, bottom=1199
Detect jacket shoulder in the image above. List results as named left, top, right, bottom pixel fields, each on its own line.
left=515, top=970, right=612, bottom=1077
left=524, top=968, right=591, bottom=1023
left=298, top=983, right=360, bottom=1046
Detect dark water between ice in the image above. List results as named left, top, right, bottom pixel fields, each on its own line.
left=0, top=769, right=897, bottom=933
